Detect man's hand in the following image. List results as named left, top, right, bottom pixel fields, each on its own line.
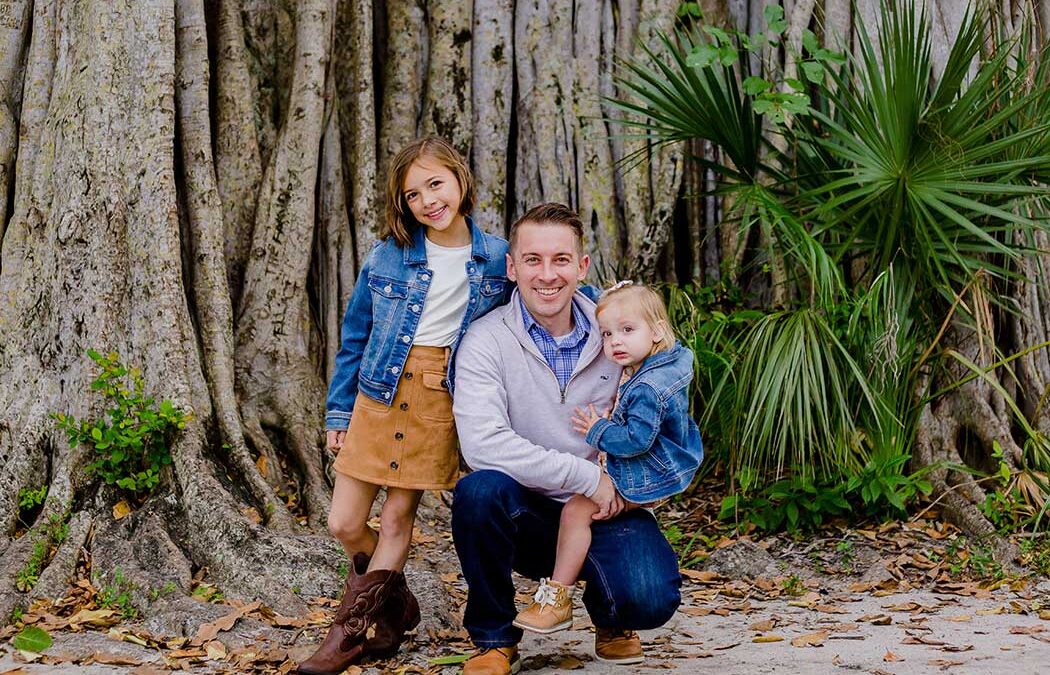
left=572, top=404, right=608, bottom=436
left=326, top=430, right=347, bottom=454
left=590, top=473, right=625, bottom=520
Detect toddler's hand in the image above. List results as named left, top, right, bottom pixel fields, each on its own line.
left=571, top=404, right=606, bottom=435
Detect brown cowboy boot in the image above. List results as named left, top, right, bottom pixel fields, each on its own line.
left=297, top=554, right=400, bottom=675
left=363, top=571, right=421, bottom=658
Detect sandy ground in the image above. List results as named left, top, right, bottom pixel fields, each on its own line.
left=4, top=583, right=1050, bottom=674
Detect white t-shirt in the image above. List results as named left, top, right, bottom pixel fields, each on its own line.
left=413, top=237, right=471, bottom=346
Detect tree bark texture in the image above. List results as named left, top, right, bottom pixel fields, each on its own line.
left=0, top=0, right=1046, bottom=621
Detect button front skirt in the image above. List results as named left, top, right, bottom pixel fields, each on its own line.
left=334, top=345, right=458, bottom=489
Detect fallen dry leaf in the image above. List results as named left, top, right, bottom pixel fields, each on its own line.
left=749, top=618, right=778, bottom=632
left=790, top=630, right=829, bottom=648
left=928, top=659, right=964, bottom=669
left=192, top=601, right=261, bottom=644
left=902, top=636, right=945, bottom=646
left=681, top=569, right=722, bottom=583
left=976, top=606, right=1005, bottom=615
left=943, top=614, right=972, bottom=622
left=1009, top=625, right=1045, bottom=635
left=204, top=641, right=227, bottom=660
left=883, top=650, right=903, bottom=662
left=555, top=655, right=584, bottom=670
left=440, top=572, right=460, bottom=583
left=89, top=653, right=144, bottom=666
left=814, top=604, right=848, bottom=614
left=752, top=635, right=784, bottom=643
left=679, top=607, right=712, bottom=617
left=68, top=608, right=120, bottom=628
left=112, top=500, right=132, bottom=521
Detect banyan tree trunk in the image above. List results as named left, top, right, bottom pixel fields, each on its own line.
left=0, top=0, right=689, bottom=624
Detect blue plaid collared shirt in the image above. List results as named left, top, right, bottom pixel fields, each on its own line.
left=520, top=297, right=590, bottom=390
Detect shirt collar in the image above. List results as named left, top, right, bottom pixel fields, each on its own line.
left=519, top=296, right=590, bottom=346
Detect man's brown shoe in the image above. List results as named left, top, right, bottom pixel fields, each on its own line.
left=594, top=627, right=644, bottom=664
left=462, top=646, right=521, bottom=675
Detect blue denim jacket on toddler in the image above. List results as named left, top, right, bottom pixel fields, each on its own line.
left=585, top=341, right=704, bottom=503
left=325, top=217, right=509, bottom=430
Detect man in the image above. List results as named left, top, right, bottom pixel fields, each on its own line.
left=451, top=203, right=681, bottom=675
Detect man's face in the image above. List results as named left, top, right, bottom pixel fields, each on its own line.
left=507, top=222, right=590, bottom=333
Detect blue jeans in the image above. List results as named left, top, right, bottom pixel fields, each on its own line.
left=452, top=470, right=682, bottom=647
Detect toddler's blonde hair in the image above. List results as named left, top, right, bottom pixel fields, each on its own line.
left=596, top=282, right=675, bottom=354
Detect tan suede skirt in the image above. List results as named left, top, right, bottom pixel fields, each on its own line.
left=334, top=345, right=458, bottom=490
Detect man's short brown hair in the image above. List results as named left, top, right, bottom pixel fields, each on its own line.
left=509, top=203, right=584, bottom=254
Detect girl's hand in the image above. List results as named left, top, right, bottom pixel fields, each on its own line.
left=571, top=404, right=607, bottom=435
left=326, top=430, right=347, bottom=454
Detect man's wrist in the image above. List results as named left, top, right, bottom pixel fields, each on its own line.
left=581, top=463, right=603, bottom=498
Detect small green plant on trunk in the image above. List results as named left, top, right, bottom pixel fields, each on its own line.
left=52, top=350, right=189, bottom=499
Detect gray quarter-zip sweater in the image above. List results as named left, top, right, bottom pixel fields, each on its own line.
left=452, top=288, right=621, bottom=501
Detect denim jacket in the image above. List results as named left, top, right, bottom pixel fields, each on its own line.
left=325, top=218, right=509, bottom=430
left=585, top=342, right=703, bottom=502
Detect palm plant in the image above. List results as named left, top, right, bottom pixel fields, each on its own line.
left=613, top=0, right=1050, bottom=494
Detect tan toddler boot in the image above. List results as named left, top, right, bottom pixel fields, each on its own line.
left=512, top=578, right=573, bottom=633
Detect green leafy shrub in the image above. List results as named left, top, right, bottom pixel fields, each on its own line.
left=845, top=455, right=933, bottom=519
left=15, top=512, right=70, bottom=592
left=53, top=350, right=189, bottom=498
left=720, top=458, right=933, bottom=534
left=96, top=568, right=140, bottom=619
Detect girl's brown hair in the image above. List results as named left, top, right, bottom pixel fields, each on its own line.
left=383, top=136, right=475, bottom=247
left=596, top=282, right=675, bottom=354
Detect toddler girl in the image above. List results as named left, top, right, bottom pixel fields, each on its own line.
left=513, top=281, right=703, bottom=639
left=299, top=137, right=508, bottom=675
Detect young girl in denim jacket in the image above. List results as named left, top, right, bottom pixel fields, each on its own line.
left=513, top=282, right=702, bottom=642
left=299, top=137, right=508, bottom=675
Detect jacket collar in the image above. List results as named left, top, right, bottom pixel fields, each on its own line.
left=403, top=215, right=491, bottom=266
left=632, top=342, right=687, bottom=379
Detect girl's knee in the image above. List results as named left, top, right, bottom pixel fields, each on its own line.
left=328, top=512, right=372, bottom=546
left=561, top=494, right=599, bottom=527
left=378, top=492, right=421, bottom=540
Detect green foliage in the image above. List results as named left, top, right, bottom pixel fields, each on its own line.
left=53, top=350, right=189, bottom=498
left=1019, top=538, right=1050, bottom=577
left=930, top=536, right=1004, bottom=580
left=96, top=568, right=140, bottom=620
left=720, top=457, right=933, bottom=534
left=17, top=486, right=47, bottom=512
left=780, top=574, right=805, bottom=596
left=15, top=511, right=70, bottom=592
left=617, top=0, right=1050, bottom=519
left=719, top=471, right=850, bottom=533
left=147, top=581, right=178, bottom=602
left=191, top=582, right=224, bottom=604
left=846, top=455, right=933, bottom=519
left=12, top=625, right=52, bottom=653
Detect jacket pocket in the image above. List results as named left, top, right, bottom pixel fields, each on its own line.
left=417, top=370, right=454, bottom=422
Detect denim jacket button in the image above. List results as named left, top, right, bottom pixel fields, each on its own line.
left=420, top=273, right=430, bottom=281
left=412, top=304, right=421, bottom=312
left=390, top=366, right=400, bottom=374
left=384, top=284, right=392, bottom=293
left=401, top=335, right=411, bottom=343
left=469, top=297, right=476, bottom=303
left=382, top=391, right=390, bottom=399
